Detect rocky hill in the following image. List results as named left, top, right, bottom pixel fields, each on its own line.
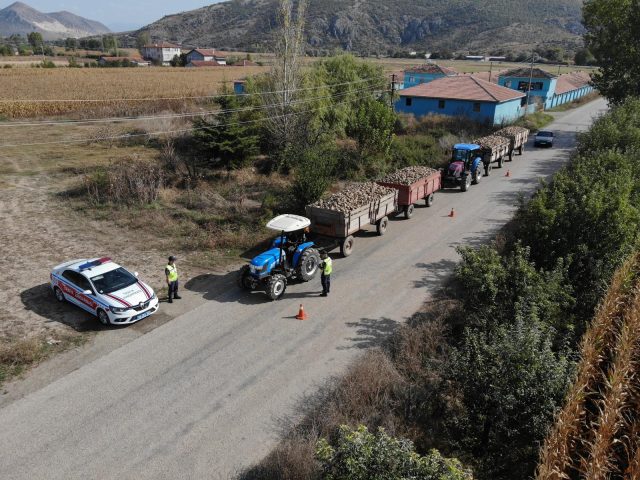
left=0, top=2, right=110, bottom=40
left=133, top=0, right=585, bottom=54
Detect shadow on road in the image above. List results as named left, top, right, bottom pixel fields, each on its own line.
left=20, top=283, right=108, bottom=332
left=339, top=316, right=399, bottom=350
left=413, top=259, right=458, bottom=290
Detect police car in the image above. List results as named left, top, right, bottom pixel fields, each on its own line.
left=50, top=257, right=159, bottom=326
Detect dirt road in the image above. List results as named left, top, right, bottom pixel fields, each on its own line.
left=0, top=99, right=608, bottom=479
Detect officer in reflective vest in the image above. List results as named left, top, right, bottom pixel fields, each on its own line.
left=320, top=251, right=332, bottom=297
left=165, top=255, right=181, bottom=303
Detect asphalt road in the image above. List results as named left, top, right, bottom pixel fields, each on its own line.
left=0, top=99, right=608, bottom=480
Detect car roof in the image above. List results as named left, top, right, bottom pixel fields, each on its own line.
left=56, top=257, right=121, bottom=276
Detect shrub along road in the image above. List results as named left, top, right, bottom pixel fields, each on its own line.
left=0, top=99, right=607, bottom=479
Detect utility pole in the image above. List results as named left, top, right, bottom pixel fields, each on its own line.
left=489, top=61, right=493, bottom=83
left=525, top=51, right=535, bottom=115
left=390, top=73, right=396, bottom=110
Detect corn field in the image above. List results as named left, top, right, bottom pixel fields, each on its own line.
left=0, top=66, right=267, bottom=119
left=537, top=252, right=640, bottom=480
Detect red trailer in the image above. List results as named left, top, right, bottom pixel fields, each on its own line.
left=377, top=168, right=442, bottom=219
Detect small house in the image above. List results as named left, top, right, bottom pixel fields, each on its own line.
left=141, top=42, right=182, bottom=66
left=403, top=64, right=457, bottom=89
left=498, top=67, right=558, bottom=109
left=395, top=76, right=526, bottom=126
left=185, top=49, right=226, bottom=65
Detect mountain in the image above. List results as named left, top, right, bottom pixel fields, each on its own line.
left=132, top=0, right=585, bottom=54
left=0, top=2, right=110, bottom=39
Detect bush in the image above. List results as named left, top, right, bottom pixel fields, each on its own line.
left=83, top=157, right=164, bottom=205
left=317, top=425, right=469, bottom=480
left=289, top=145, right=337, bottom=212
left=390, top=135, right=444, bottom=170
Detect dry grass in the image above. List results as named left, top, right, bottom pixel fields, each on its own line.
left=0, top=66, right=268, bottom=118
left=536, top=252, right=640, bottom=480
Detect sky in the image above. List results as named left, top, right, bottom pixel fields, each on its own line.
left=2, top=0, right=224, bottom=31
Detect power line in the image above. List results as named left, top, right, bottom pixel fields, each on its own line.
left=0, top=94, right=384, bottom=149
left=0, top=85, right=382, bottom=128
left=0, top=77, right=382, bottom=104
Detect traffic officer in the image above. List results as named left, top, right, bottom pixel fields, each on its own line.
left=320, top=251, right=332, bottom=297
left=165, top=255, right=181, bottom=303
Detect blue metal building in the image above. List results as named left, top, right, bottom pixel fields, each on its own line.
left=403, top=64, right=458, bottom=89
left=395, top=76, right=526, bottom=126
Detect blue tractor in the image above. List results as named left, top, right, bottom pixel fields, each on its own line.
left=441, top=143, right=484, bottom=192
left=238, top=214, right=321, bottom=300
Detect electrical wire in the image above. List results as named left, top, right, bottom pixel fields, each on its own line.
left=0, top=77, right=382, bottom=104
left=0, top=93, right=385, bottom=148
left=0, top=84, right=384, bottom=128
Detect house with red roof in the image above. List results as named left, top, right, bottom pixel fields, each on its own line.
left=185, top=48, right=227, bottom=65
left=403, top=63, right=458, bottom=88
left=141, top=42, right=182, bottom=66
left=396, top=76, right=526, bottom=125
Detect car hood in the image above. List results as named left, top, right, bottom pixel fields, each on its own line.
left=101, top=281, right=154, bottom=308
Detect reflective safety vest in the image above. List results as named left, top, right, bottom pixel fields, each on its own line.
left=166, top=264, right=178, bottom=282
left=323, top=258, right=333, bottom=275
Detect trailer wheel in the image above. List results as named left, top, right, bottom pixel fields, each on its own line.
left=376, top=216, right=389, bottom=236
left=341, top=236, right=355, bottom=257
left=498, top=156, right=504, bottom=168
left=267, top=274, right=287, bottom=301
left=238, top=265, right=253, bottom=290
left=461, top=174, right=471, bottom=192
left=298, top=248, right=320, bottom=282
left=425, top=193, right=434, bottom=207
left=404, top=204, right=414, bottom=219
left=519, top=145, right=524, bottom=155
left=508, top=151, right=513, bottom=162
left=484, top=163, right=492, bottom=177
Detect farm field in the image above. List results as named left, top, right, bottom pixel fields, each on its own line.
left=0, top=65, right=268, bottom=118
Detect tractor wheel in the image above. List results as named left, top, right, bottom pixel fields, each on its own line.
left=341, top=236, right=355, bottom=257
left=267, top=274, right=287, bottom=301
left=425, top=193, right=434, bottom=207
left=498, top=156, right=504, bottom=168
left=484, top=163, right=492, bottom=177
left=376, top=216, right=389, bottom=236
left=404, top=204, right=414, bottom=219
left=461, top=174, right=471, bottom=192
left=238, top=265, right=253, bottom=290
left=472, top=168, right=482, bottom=185
left=298, top=248, right=320, bottom=282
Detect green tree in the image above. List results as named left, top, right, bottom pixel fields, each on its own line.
left=136, top=31, right=150, bottom=51
left=443, top=320, right=573, bottom=480
left=192, top=93, right=259, bottom=171
left=289, top=144, right=337, bottom=212
left=316, top=425, right=469, bottom=480
left=64, top=37, right=77, bottom=51
left=574, top=48, right=596, bottom=66
left=346, top=96, right=396, bottom=157
left=583, top=0, right=640, bottom=103
left=170, top=53, right=187, bottom=67
left=27, top=32, right=44, bottom=55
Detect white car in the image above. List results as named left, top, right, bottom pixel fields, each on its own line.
left=50, top=257, right=159, bottom=326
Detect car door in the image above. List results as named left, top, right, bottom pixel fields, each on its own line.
left=61, top=270, right=98, bottom=313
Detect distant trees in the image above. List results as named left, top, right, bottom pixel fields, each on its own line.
left=583, top=0, right=640, bottom=102
left=170, top=53, right=187, bottom=67
left=27, top=32, right=44, bottom=55
left=64, top=37, right=77, bottom=51
left=136, top=32, right=150, bottom=51
left=573, top=47, right=596, bottom=66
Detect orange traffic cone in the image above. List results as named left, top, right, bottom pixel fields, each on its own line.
left=296, top=304, right=308, bottom=321
left=449, top=208, right=456, bottom=218
left=505, top=169, right=511, bottom=177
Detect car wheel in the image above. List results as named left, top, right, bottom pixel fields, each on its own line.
left=54, top=286, right=65, bottom=302
left=97, top=309, right=110, bottom=326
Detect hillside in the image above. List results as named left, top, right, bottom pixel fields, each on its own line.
left=0, top=2, right=110, bottom=40
left=133, top=0, right=585, bottom=54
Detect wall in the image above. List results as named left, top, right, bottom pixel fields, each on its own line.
left=499, top=76, right=557, bottom=109
left=403, top=72, right=449, bottom=88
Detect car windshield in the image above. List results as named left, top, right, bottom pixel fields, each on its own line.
left=538, top=131, right=554, bottom=137
left=452, top=149, right=469, bottom=162
left=91, top=267, right=137, bottom=294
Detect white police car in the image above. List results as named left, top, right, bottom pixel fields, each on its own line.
left=50, top=257, right=159, bottom=326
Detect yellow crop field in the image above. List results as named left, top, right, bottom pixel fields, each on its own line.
left=0, top=66, right=268, bottom=119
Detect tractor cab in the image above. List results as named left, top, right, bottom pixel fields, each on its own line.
left=443, top=144, right=484, bottom=192
left=450, top=144, right=482, bottom=171
left=239, top=214, right=321, bottom=301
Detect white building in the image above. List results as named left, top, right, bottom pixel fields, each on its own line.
left=141, top=42, right=182, bottom=65
left=185, top=48, right=226, bottom=65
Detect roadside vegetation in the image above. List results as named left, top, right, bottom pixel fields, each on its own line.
left=238, top=96, right=639, bottom=480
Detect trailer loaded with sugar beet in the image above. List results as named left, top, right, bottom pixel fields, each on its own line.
left=377, top=166, right=441, bottom=219
left=306, top=183, right=398, bottom=257
left=474, top=135, right=511, bottom=173
left=494, top=126, right=530, bottom=160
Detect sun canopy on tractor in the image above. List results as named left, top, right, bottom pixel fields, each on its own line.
left=266, top=214, right=311, bottom=233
